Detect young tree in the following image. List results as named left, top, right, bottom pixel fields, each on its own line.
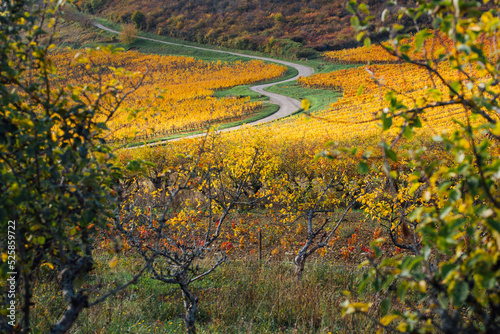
left=342, top=0, right=500, bottom=332
left=0, top=1, right=148, bottom=332
left=120, top=23, right=138, bottom=44
left=278, top=168, right=365, bottom=281
left=115, top=136, right=262, bottom=334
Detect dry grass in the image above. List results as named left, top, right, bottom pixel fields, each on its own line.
left=32, top=254, right=380, bottom=333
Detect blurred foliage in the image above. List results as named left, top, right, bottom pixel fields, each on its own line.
left=342, top=0, right=500, bottom=333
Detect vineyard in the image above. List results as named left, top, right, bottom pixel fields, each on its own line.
left=323, top=29, right=499, bottom=64
left=322, top=31, right=453, bottom=64
left=108, top=28, right=500, bottom=265
left=50, top=50, right=287, bottom=142
left=5, top=1, right=500, bottom=333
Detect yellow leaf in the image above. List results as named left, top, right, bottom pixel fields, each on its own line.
left=301, top=98, right=311, bottom=111
left=108, top=257, right=119, bottom=268
left=380, top=314, right=399, bottom=326
left=397, top=321, right=408, bottom=332
left=41, top=262, right=55, bottom=270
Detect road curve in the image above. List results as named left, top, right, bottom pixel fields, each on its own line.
left=93, top=22, right=314, bottom=142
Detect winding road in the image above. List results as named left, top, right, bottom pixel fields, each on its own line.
left=93, top=22, right=314, bottom=141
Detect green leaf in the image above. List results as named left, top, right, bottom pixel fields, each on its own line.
left=385, top=148, right=397, bottom=162
left=452, top=281, right=469, bottom=305
left=351, top=16, right=360, bottom=29
left=373, top=245, right=382, bottom=258
left=401, top=53, right=411, bottom=62
left=403, top=126, right=413, bottom=139
left=441, top=263, right=458, bottom=280
left=412, top=117, right=422, bottom=128
left=356, top=31, right=365, bottom=42
left=347, top=1, right=358, bottom=14
left=126, top=160, right=144, bottom=172
left=380, top=299, right=391, bottom=316
left=357, top=161, right=369, bottom=174
left=448, top=189, right=461, bottom=202
left=393, top=24, right=404, bottom=31
left=415, top=29, right=427, bottom=52
left=357, top=84, right=364, bottom=96
left=397, top=282, right=407, bottom=301
left=358, top=3, right=369, bottom=14
left=487, top=218, right=500, bottom=234
left=449, top=81, right=461, bottom=96
left=364, top=37, right=371, bottom=48
left=408, top=207, right=424, bottom=221
left=439, top=205, right=453, bottom=219
left=382, top=115, right=392, bottom=131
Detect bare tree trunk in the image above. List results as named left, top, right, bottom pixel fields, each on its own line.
left=294, top=253, right=306, bottom=282
left=49, top=258, right=92, bottom=334
left=180, top=285, right=198, bottom=334
left=49, top=294, right=88, bottom=334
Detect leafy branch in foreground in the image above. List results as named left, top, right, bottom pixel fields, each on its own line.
left=0, top=1, right=150, bottom=332
left=341, top=0, right=500, bottom=333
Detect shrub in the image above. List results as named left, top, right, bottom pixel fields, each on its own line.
left=120, top=23, right=137, bottom=44
left=131, top=10, right=146, bottom=29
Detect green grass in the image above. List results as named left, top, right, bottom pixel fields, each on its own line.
left=302, top=60, right=359, bottom=74
left=91, top=17, right=280, bottom=64
left=267, top=82, right=341, bottom=114
left=266, top=62, right=361, bottom=114
left=213, top=84, right=267, bottom=102
left=32, top=253, right=372, bottom=334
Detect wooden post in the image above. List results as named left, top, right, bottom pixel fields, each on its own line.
left=259, top=229, right=262, bottom=263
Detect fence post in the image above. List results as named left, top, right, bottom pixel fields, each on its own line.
left=259, top=229, right=262, bottom=263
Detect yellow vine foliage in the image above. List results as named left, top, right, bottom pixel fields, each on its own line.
left=50, top=50, right=287, bottom=142
left=322, top=31, right=453, bottom=64
left=113, top=32, right=500, bottom=260
left=323, top=30, right=498, bottom=64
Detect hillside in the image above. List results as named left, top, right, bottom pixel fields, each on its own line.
left=77, top=0, right=416, bottom=59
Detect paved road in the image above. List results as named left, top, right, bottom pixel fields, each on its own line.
left=93, top=22, right=314, bottom=143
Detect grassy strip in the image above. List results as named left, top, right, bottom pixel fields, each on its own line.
left=91, top=17, right=344, bottom=74
left=115, top=104, right=280, bottom=149
left=213, top=84, right=267, bottom=102
left=267, top=82, right=342, bottom=114
left=303, top=59, right=359, bottom=74
left=265, top=63, right=360, bottom=114
left=93, top=18, right=282, bottom=65
left=32, top=254, right=371, bottom=334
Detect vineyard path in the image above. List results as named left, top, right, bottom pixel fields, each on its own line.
left=93, top=22, right=314, bottom=144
